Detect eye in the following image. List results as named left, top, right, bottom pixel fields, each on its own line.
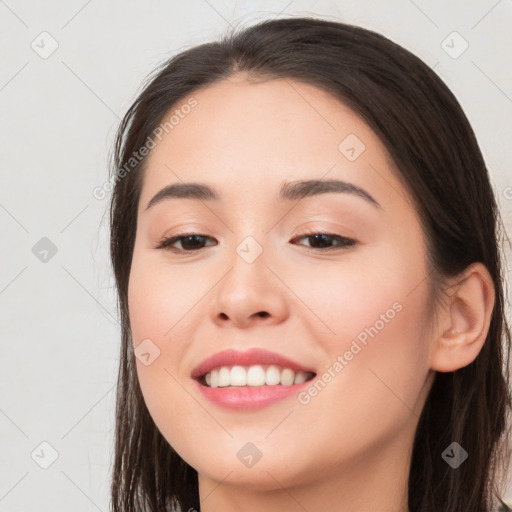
left=155, top=230, right=357, bottom=253
left=291, top=231, right=357, bottom=251
left=155, top=233, right=216, bottom=252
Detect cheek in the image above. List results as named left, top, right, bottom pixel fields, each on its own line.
left=128, top=252, right=204, bottom=351
left=284, top=238, right=427, bottom=352
left=127, top=249, right=197, bottom=398
left=288, top=237, right=432, bottom=417
left=318, top=258, right=431, bottom=434
left=127, top=252, right=212, bottom=460
left=287, top=277, right=431, bottom=477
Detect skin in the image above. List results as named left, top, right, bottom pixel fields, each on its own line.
left=127, top=74, right=495, bottom=512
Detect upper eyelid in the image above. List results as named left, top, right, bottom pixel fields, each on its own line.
left=159, top=230, right=354, bottom=242
left=156, top=230, right=357, bottom=251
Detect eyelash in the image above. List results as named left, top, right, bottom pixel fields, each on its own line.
left=155, top=229, right=357, bottom=253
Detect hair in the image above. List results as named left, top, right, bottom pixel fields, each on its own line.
left=107, top=16, right=512, bottom=512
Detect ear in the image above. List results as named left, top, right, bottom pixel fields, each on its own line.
left=430, top=262, right=495, bottom=373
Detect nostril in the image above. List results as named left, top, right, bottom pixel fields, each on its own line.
left=258, top=312, right=270, bottom=318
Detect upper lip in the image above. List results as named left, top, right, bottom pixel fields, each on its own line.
left=191, top=348, right=316, bottom=379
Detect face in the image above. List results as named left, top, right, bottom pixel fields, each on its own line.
left=128, top=75, right=436, bottom=491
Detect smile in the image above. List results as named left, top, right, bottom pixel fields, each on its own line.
left=192, top=348, right=317, bottom=410
left=200, top=365, right=315, bottom=388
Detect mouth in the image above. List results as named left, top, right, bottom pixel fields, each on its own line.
left=191, top=348, right=317, bottom=409
left=198, top=364, right=316, bottom=388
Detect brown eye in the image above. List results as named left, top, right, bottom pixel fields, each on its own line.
left=155, top=231, right=357, bottom=253
left=156, top=234, right=217, bottom=252
left=291, top=232, right=357, bottom=251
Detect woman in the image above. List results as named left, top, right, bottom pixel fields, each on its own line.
left=107, top=17, right=512, bottom=512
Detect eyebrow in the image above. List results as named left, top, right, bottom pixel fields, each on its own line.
left=145, top=179, right=382, bottom=211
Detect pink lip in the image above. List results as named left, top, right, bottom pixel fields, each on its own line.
left=194, top=378, right=313, bottom=410
left=191, top=348, right=316, bottom=379
left=191, top=348, right=316, bottom=411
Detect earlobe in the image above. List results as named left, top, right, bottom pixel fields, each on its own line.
left=430, top=262, right=495, bottom=373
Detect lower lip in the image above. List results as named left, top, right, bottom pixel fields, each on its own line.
left=194, top=379, right=312, bottom=410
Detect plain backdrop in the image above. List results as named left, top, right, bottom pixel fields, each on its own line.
left=1, top=0, right=511, bottom=510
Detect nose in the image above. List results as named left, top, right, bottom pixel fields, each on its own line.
left=209, top=245, right=289, bottom=329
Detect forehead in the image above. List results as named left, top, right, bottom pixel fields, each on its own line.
left=138, top=76, right=413, bottom=215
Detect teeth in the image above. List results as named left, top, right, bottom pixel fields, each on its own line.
left=230, top=366, right=246, bottom=386
left=210, top=369, right=219, bottom=388
left=294, top=371, right=308, bottom=384
left=218, top=367, right=230, bottom=387
left=204, top=365, right=313, bottom=388
left=247, top=365, right=266, bottom=386
left=281, top=368, right=294, bottom=386
left=265, top=365, right=281, bottom=385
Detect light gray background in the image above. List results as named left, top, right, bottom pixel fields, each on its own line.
left=1, top=0, right=511, bottom=510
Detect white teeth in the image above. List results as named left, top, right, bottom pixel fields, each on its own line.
left=210, top=368, right=219, bottom=388
left=203, top=365, right=314, bottom=388
left=247, top=365, right=266, bottom=386
left=218, top=367, right=230, bottom=387
left=265, top=365, right=281, bottom=385
left=230, top=366, right=247, bottom=386
left=294, top=371, right=308, bottom=384
left=280, top=368, right=295, bottom=386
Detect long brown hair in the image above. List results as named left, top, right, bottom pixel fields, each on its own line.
left=108, top=17, right=512, bottom=511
